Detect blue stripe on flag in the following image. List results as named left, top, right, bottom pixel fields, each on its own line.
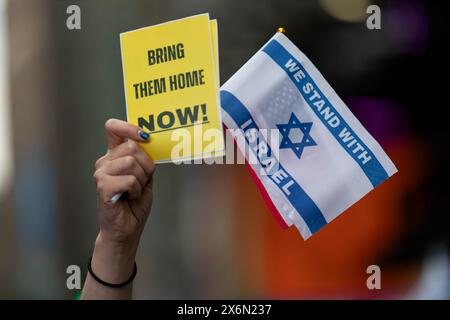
left=221, top=90, right=327, bottom=234
left=262, top=40, right=388, bottom=187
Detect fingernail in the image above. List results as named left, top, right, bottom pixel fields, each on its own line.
left=138, top=130, right=150, bottom=140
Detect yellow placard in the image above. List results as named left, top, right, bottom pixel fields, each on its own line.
left=120, top=14, right=224, bottom=163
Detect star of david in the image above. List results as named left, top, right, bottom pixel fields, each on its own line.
left=276, top=113, right=317, bottom=159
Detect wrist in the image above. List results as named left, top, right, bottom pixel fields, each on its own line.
left=91, top=232, right=140, bottom=284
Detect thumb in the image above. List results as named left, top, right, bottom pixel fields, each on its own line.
left=104, top=118, right=150, bottom=150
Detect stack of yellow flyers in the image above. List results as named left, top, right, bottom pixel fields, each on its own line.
left=120, top=14, right=224, bottom=163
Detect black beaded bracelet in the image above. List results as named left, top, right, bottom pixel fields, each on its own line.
left=87, top=256, right=137, bottom=288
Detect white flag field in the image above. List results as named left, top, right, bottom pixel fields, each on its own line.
left=220, top=32, right=397, bottom=239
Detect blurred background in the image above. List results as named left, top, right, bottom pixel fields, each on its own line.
left=0, top=0, right=448, bottom=299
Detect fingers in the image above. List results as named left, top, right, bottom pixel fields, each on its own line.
left=95, top=174, right=143, bottom=202
left=97, top=156, right=148, bottom=189
left=95, top=119, right=155, bottom=204
left=101, top=141, right=155, bottom=178
left=105, top=118, right=150, bottom=150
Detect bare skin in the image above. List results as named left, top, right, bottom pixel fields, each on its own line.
left=81, top=119, right=155, bottom=300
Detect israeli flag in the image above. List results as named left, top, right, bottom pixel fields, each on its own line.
left=220, top=32, right=397, bottom=239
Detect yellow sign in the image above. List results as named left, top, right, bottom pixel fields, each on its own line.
left=120, top=14, right=224, bottom=163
